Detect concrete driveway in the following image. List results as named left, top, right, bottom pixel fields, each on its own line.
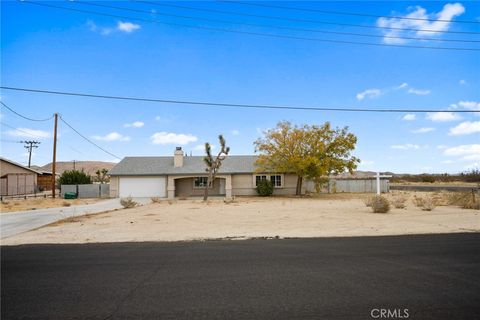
left=0, top=198, right=150, bottom=239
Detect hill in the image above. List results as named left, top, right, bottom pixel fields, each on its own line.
left=39, top=161, right=116, bottom=175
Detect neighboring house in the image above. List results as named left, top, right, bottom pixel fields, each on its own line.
left=0, top=157, right=41, bottom=196
left=109, top=147, right=303, bottom=198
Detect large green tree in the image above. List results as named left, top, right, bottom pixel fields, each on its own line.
left=254, top=121, right=359, bottom=195
left=58, top=170, right=92, bottom=185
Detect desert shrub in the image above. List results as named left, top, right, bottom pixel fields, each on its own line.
left=150, top=197, right=161, bottom=203
left=364, top=196, right=374, bottom=207
left=371, top=195, right=390, bottom=213
left=391, top=195, right=407, bottom=209
left=62, top=201, right=71, bottom=207
left=413, top=194, right=436, bottom=211
left=120, top=196, right=137, bottom=209
left=58, top=170, right=92, bottom=185
left=256, top=179, right=274, bottom=196
left=447, top=191, right=480, bottom=210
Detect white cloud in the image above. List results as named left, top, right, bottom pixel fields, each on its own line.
left=449, top=121, right=480, bottom=136
left=442, top=160, right=454, bottom=164
left=426, top=112, right=461, bottom=122
left=356, top=89, right=381, bottom=101
left=408, top=88, right=430, bottom=95
left=124, top=121, right=144, bottom=128
left=377, top=3, right=465, bottom=44
left=391, top=144, right=420, bottom=150
left=86, top=20, right=140, bottom=35
left=358, top=160, right=374, bottom=167
left=459, top=79, right=467, bottom=85
left=151, top=132, right=197, bottom=145
left=402, top=114, right=416, bottom=121
left=117, top=21, right=141, bottom=33
left=411, top=127, right=435, bottom=134
left=92, top=132, right=130, bottom=142
left=6, top=128, right=50, bottom=139
left=155, top=116, right=161, bottom=121
left=437, top=145, right=448, bottom=149
left=396, top=82, right=408, bottom=90
left=444, top=144, right=480, bottom=157
left=231, top=129, right=240, bottom=136
left=465, top=162, right=480, bottom=170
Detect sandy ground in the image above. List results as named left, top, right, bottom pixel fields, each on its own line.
left=0, top=198, right=101, bottom=213
left=2, top=193, right=479, bottom=245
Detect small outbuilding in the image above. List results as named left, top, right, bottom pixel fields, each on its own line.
left=0, top=157, right=41, bottom=196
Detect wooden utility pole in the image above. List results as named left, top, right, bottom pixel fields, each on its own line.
left=52, top=113, right=58, bottom=198
left=22, top=140, right=41, bottom=168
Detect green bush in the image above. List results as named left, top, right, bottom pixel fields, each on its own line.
left=58, top=170, right=92, bottom=185
left=256, top=179, right=274, bottom=196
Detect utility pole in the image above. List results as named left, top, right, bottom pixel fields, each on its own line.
left=72, top=160, right=76, bottom=170
left=52, top=113, right=58, bottom=198
left=21, top=140, right=41, bottom=168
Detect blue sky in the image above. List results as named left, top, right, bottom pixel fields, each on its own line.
left=1, top=1, right=479, bottom=173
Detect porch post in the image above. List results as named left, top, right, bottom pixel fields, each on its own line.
left=225, top=175, right=232, bottom=199
left=167, top=176, right=175, bottom=199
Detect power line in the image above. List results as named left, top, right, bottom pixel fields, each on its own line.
left=0, top=101, right=54, bottom=122
left=74, top=1, right=480, bottom=44
left=137, top=0, right=480, bottom=35
left=58, top=116, right=121, bottom=160
left=21, top=1, right=479, bottom=51
left=223, top=0, right=480, bottom=24
left=2, top=86, right=479, bottom=114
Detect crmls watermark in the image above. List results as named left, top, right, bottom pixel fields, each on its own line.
left=370, top=308, right=409, bottom=319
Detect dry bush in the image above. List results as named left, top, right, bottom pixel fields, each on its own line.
left=391, top=195, right=407, bottom=209
left=413, top=194, right=436, bottom=211
left=1, top=200, right=10, bottom=205
left=120, top=196, right=138, bottom=209
left=371, top=195, right=390, bottom=213
left=150, top=197, right=162, bottom=203
left=62, top=201, right=71, bottom=207
left=364, top=196, right=374, bottom=207
left=413, top=195, right=425, bottom=208
left=446, top=192, right=480, bottom=210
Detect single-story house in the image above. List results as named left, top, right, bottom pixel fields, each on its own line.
left=0, top=157, right=41, bottom=196
left=109, top=147, right=305, bottom=198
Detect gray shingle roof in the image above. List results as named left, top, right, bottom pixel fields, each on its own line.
left=109, top=155, right=259, bottom=176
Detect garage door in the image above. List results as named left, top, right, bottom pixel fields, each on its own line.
left=119, top=177, right=166, bottom=198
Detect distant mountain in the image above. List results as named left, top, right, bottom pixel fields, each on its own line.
left=39, top=161, right=116, bottom=175
left=334, top=171, right=396, bottom=178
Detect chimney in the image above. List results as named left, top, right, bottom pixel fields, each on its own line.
left=174, top=147, right=183, bottom=167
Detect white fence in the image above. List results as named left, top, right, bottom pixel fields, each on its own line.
left=60, top=184, right=110, bottom=199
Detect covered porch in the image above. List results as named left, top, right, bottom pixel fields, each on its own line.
left=167, top=175, right=232, bottom=199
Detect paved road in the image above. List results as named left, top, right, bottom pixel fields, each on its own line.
left=2, top=233, right=480, bottom=319
left=0, top=198, right=151, bottom=239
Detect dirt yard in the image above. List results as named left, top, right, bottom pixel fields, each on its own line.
left=2, top=192, right=478, bottom=245
left=0, top=198, right=101, bottom=213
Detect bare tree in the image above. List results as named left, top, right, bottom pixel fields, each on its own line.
left=203, top=135, right=230, bottom=201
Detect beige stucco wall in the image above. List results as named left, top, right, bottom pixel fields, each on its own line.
left=109, top=176, right=119, bottom=198
left=231, top=173, right=302, bottom=196
left=0, top=160, right=37, bottom=176
left=175, top=177, right=224, bottom=197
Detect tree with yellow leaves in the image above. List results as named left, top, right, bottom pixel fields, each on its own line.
left=254, top=121, right=359, bottom=195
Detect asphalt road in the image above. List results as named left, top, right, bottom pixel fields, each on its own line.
left=2, top=233, right=480, bottom=319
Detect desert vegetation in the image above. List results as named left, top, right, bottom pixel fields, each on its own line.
left=391, top=169, right=480, bottom=184
left=120, top=196, right=138, bottom=209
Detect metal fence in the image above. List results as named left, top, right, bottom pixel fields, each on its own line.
left=60, top=184, right=110, bottom=199
left=328, top=179, right=390, bottom=193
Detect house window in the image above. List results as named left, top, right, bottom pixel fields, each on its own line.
left=270, top=175, right=282, bottom=187
left=194, top=177, right=208, bottom=188
left=255, top=175, right=267, bottom=186
left=254, top=174, right=283, bottom=188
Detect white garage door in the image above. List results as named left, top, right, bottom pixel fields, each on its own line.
left=119, top=177, right=166, bottom=198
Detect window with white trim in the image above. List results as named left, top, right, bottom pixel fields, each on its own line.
left=254, top=174, right=283, bottom=188
left=270, top=175, right=282, bottom=187
left=194, top=177, right=208, bottom=188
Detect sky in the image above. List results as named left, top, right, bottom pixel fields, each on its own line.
left=1, top=0, right=479, bottom=174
